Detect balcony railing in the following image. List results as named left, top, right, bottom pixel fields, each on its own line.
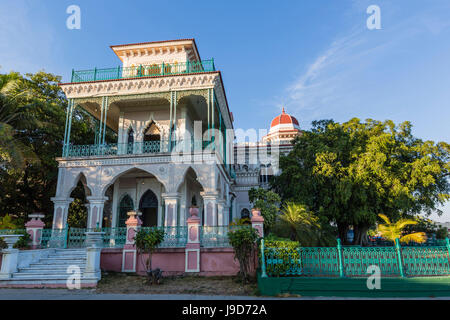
left=63, top=140, right=219, bottom=158
left=70, top=59, right=215, bottom=83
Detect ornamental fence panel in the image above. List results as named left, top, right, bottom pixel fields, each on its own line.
left=260, top=238, right=450, bottom=278
left=140, top=226, right=188, bottom=248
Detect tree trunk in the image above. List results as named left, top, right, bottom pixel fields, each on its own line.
left=337, top=223, right=348, bottom=244
left=353, top=225, right=369, bottom=246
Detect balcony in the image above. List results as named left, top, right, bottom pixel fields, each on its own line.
left=62, top=140, right=218, bottom=158
left=70, top=59, right=215, bottom=83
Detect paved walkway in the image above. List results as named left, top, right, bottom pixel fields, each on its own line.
left=0, top=289, right=450, bottom=300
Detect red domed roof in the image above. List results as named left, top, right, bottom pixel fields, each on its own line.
left=270, top=108, right=299, bottom=128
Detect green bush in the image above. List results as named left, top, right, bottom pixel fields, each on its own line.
left=134, top=228, right=165, bottom=272
left=14, top=232, right=31, bottom=249
left=263, top=239, right=301, bottom=277
left=228, top=227, right=259, bottom=283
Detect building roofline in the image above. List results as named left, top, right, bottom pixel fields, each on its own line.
left=109, top=38, right=202, bottom=62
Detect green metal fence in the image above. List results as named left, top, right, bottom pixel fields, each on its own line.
left=41, top=228, right=68, bottom=248
left=141, top=226, right=187, bottom=248
left=200, top=225, right=250, bottom=248
left=71, top=59, right=215, bottom=83
left=261, top=238, right=450, bottom=278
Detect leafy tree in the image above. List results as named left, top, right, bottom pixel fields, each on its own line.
left=228, top=226, right=259, bottom=284
left=0, top=70, right=115, bottom=226
left=377, top=214, right=426, bottom=243
left=248, top=188, right=281, bottom=233
left=279, top=203, right=319, bottom=242
left=436, top=227, right=448, bottom=240
left=0, top=214, right=19, bottom=229
left=135, top=228, right=165, bottom=273
left=272, top=118, right=450, bottom=245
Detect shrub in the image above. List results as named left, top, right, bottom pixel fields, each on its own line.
left=134, top=228, right=165, bottom=273
left=436, top=227, right=448, bottom=240
left=14, top=231, right=31, bottom=249
left=228, top=227, right=259, bottom=283
left=263, top=239, right=301, bottom=277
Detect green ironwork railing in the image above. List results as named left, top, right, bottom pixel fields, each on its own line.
left=261, top=238, right=450, bottom=278
left=0, top=229, right=27, bottom=235
left=141, top=226, right=187, bottom=248
left=62, top=139, right=219, bottom=158
left=71, top=59, right=215, bottom=83
left=41, top=228, right=68, bottom=249
left=200, top=225, right=250, bottom=248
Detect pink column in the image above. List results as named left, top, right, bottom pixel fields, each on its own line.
left=185, top=206, right=201, bottom=273
left=25, top=213, right=45, bottom=249
left=251, top=208, right=264, bottom=238
left=122, top=211, right=142, bottom=272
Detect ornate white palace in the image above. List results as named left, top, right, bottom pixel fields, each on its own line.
left=52, top=39, right=302, bottom=232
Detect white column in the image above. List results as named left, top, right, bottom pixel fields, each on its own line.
left=200, top=192, right=219, bottom=227
left=161, top=193, right=180, bottom=226
left=217, top=200, right=226, bottom=226
left=51, top=197, right=74, bottom=230
left=111, top=180, right=120, bottom=228
left=86, top=196, right=108, bottom=229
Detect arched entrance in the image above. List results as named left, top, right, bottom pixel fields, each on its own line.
left=139, top=189, right=158, bottom=227
left=118, top=194, right=134, bottom=227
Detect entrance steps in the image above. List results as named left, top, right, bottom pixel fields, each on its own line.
left=0, top=248, right=98, bottom=288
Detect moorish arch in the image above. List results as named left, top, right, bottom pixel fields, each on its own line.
left=100, top=166, right=169, bottom=198
left=139, top=189, right=159, bottom=227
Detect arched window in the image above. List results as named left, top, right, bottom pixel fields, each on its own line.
left=139, top=189, right=159, bottom=227
left=118, top=195, right=134, bottom=227
left=127, top=127, right=134, bottom=154
left=142, top=122, right=161, bottom=153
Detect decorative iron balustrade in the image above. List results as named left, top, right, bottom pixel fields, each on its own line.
left=261, top=238, right=450, bottom=278
left=140, top=226, right=187, bottom=248
left=63, top=140, right=219, bottom=158
left=0, top=229, right=27, bottom=235
left=200, top=225, right=250, bottom=248
left=71, top=59, right=215, bottom=83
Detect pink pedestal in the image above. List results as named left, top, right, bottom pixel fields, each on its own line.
left=122, top=211, right=142, bottom=272
left=25, top=214, right=45, bottom=249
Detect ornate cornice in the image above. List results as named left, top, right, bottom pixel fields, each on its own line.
left=60, top=73, right=219, bottom=99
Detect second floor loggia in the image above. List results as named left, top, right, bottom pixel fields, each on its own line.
left=60, top=89, right=232, bottom=164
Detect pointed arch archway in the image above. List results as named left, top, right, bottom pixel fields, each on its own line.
left=118, top=194, right=134, bottom=227
left=139, top=189, right=159, bottom=227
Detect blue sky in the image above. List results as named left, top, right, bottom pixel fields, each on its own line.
left=1, top=0, right=449, bottom=221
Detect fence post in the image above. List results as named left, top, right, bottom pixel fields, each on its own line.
left=446, top=238, right=450, bottom=262
left=251, top=208, right=264, bottom=238
left=395, top=238, right=405, bottom=277
left=122, top=211, right=142, bottom=272
left=185, top=206, right=201, bottom=273
left=260, top=238, right=268, bottom=278
left=25, top=213, right=45, bottom=249
left=337, top=238, right=344, bottom=278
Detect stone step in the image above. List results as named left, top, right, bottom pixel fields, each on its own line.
left=47, top=255, right=86, bottom=259
left=18, top=266, right=86, bottom=273
left=0, top=279, right=98, bottom=288
left=12, top=273, right=89, bottom=279
left=35, top=259, right=86, bottom=264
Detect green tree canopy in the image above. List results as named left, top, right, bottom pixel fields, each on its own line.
left=271, top=118, right=450, bottom=245
left=248, top=188, right=281, bottom=233
left=0, top=71, right=111, bottom=227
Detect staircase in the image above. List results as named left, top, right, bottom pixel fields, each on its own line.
left=0, top=248, right=99, bottom=288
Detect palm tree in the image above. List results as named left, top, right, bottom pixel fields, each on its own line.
left=377, top=214, right=426, bottom=244
left=279, top=202, right=321, bottom=245
left=0, top=73, right=38, bottom=169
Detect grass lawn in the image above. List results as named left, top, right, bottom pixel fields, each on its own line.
left=96, top=272, right=258, bottom=296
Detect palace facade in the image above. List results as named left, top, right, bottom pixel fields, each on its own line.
left=53, top=39, right=302, bottom=232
